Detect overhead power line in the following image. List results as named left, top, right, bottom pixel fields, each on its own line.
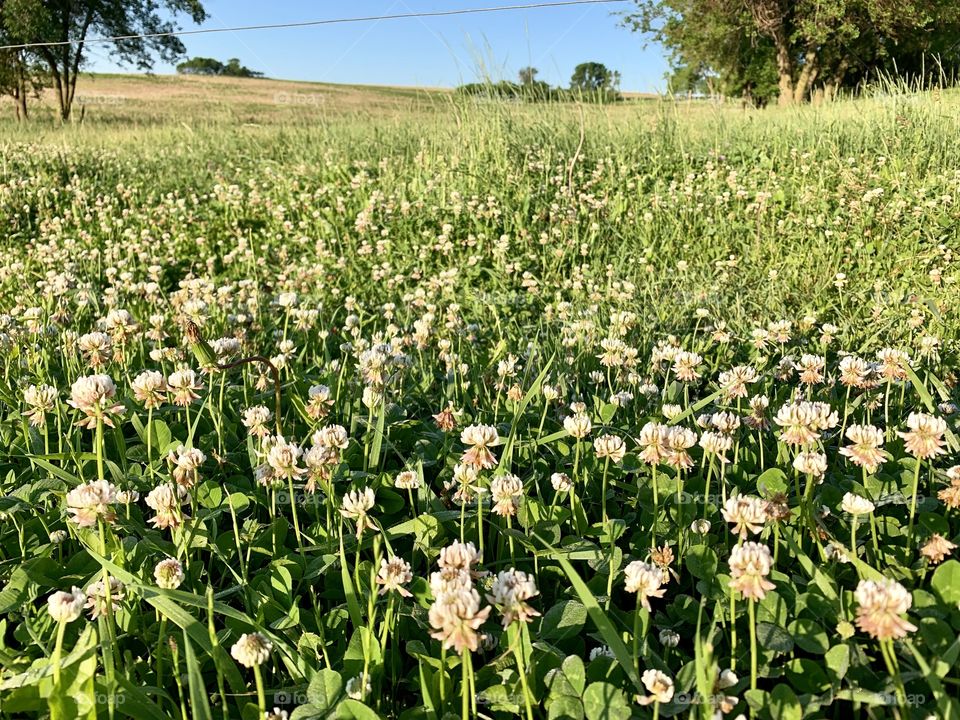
left=0, top=0, right=629, bottom=51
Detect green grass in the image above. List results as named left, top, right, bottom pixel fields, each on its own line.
left=0, top=78, right=958, bottom=719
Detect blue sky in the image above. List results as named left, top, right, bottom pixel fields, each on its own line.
left=84, top=1, right=669, bottom=92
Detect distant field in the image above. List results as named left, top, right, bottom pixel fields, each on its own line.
left=5, top=72, right=662, bottom=127
left=1, top=74, right=960, bottom=720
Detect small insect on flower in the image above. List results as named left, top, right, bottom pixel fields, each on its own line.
left=154, top=558, right=185, bottom=589
left=47, top=587, right=86, bottom=623
left=551, top=472, right=573, bottom=492
left=854, top=578, right=917, bottom=641
left=230, top=632, right=273, bottom=668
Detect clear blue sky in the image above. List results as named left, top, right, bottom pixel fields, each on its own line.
left=84, top=1, right=668, bottom=92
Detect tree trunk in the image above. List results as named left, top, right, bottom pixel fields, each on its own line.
left=793, top=50, right=818, bottom=104
left=775, top=41, right=795, bottom=106
left=15, top=89, right=27, bottom=121
left=823, top=58, right=849, bottom=103
left=11, top=52, right=28, bottom=122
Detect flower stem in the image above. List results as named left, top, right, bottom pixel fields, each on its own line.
left=461, top=653, right=470, bottom=720
left=748, top=598, right=758, bottom=691
left=253, top=664, right=267, bottom=717
left=511, top=626, right=535, bottom=720
left=52, top=620, right=66, bottom=687
left=907, top=459, right=922, bottom=554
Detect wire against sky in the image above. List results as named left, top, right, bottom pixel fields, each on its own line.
left=0, top=0, right=629, bottom=51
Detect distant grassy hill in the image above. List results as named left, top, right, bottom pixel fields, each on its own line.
left=17, top=73, right=457, bottom=126
left=9, top=72, right=665, bottom=128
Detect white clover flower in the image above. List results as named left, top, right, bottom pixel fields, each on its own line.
left=623, top=561, right=666, bottom=610
left=638, top=669, right=674, bottom=705
left=47, top=587, right=86, bottom=623
left=377, top=556, right=413, bottom=596
left=486, top=568, right=540, bottom=627
left=594, top=434, right=626, bottom=463
left=551, top=472, right=573, bottom=492
left=340, top=488, right=377, bottom=539
left=841, top=492, right=875, bottom=516
left=231, top=632, right=272, bottom=668
left=154, top=558, right=185, bottom=589
left=563, top=412, right=592, bottom=439
left=66, top=479, right=118, bottom=528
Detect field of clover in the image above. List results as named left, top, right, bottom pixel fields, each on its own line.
left=1, top=94, right=960, bottom=720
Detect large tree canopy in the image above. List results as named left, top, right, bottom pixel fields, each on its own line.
left=1, top=0, right=206, bottom=120
left=623, top=0, right=960, bottom=105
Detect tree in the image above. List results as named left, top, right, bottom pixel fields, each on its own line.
left=518, top=66, right=538, bottom=85
left=0, top=49, right=35, bottom=120
left=623, top=0, right=960, bottom=105
left=176, top=56, right=224, bottom=75
left=177, top=56, right=262, bottom=78
left=2, top=0, right=207, bottom=121
left=222, top=57, right=263, bottom=78
left=570, top=61, right=614, bottom=92
left=0, top=3, right=46, bottom=121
